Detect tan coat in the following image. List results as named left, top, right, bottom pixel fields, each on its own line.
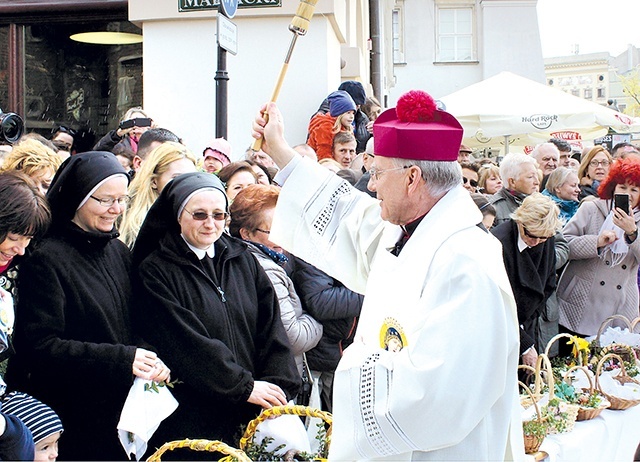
left=557, top=199, right=640, bottom=335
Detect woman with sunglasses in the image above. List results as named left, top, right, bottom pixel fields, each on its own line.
left=131, top=173, right=299, bottom=454
left=557, top=156, right=640, bottom=347
left=577, top=145, right=612, bottom=200
left=8, top=152, right=171, bottom=460
left=491, top=193, right=562, bottom=367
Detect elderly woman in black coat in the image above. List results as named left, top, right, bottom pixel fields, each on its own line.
left=8, top=151, right=170, bottom=461
left=132, top=172, right=299, bottom=454
left=491, top=193, right=561, bottom=367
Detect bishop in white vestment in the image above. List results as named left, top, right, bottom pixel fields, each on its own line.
left=255, top=90, right=525, bottom=461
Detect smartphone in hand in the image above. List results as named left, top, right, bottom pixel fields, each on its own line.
left=119, top=118, right=152, bottom=130
left=614, top=193, right=630, bottom=214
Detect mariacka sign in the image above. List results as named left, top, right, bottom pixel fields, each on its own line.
left=179, top=0, right=281, bottom=12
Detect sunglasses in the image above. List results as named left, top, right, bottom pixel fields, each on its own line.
left=463, top=177, right=478, bottom=188
left=185, top=210, right=230, bottom=221
left=523, top=227, right=553, bottom=241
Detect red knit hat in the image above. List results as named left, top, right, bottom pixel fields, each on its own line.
left=373, top=90, right=463, bottom=161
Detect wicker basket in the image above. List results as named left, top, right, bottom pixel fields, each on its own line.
left=563, top=365, right=610, bottom=420
left=235, top=405, right=333, bottom=461
left=596, top=353, right=640, bottom=410
left=520, top=381, right=547, bottom=454
left=593, top=315, right=634, bottom=347
left=519, top=354, right=578, bottom=434
left=146, top=439, right=250, bottom=462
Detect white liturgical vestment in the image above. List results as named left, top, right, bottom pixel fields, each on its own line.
left=271, top=158, right=524, bottom=461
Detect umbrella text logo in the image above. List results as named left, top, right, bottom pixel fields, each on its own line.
left=522, top=114, right=558, bottom=130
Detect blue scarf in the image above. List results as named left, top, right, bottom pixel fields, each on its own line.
left=251, top=242, right=289, bottom=266
left=542, top=189, right=579, bottom=224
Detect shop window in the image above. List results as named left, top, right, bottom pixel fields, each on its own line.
left=23, top=21, right=142, bottom=148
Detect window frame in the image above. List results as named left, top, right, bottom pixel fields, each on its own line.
left=392, top=5, right=406, bottom=65
left=435, top=4, right=476, bottom=63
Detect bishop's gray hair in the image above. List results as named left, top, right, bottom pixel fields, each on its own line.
left=390, top=157, right=462, bottom=197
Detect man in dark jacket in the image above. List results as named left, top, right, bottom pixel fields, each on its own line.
left=289, top=257, right=363, bottom=412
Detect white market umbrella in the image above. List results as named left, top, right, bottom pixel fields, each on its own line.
left=440, top=71, right=640, bottom=153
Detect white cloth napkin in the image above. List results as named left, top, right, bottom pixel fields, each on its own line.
left=254, top=401, right=311, bottom=455
left=117, top=378, right=179, bottom=461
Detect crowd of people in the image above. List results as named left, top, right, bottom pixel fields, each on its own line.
left=0, top=80, right=638, bottom=461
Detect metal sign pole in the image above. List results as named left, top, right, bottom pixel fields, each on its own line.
left=215, top=0, right=238, bottom=139
left=215, top=41, right=228, bottom=139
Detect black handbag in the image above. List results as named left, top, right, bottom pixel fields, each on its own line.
left=298, top=353, right=312, bottom=407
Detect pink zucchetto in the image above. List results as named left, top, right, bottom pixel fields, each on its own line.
left=373, top=90, right=463, bottom=161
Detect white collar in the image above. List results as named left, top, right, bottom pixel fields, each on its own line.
left=517, top=231, right=529, bottom=252
left=181, top=234, right=215, bottom=259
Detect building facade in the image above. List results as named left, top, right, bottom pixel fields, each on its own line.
left=389, top=0, right=545, bottom=102
left=545, top=45, right=640, bottom=116
left=0, top=0, right=546, bottom=155
left=0, top=0, right=143, bottom=151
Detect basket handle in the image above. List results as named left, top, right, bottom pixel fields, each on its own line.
left=631, top=317, right=640, bottom=333
left=595, top=315, right=633, bottom=346
left=564, top=365, right=595, bottom=395
left=535, top=353, right=555, bottom=401
left=594, top=352, right=628, bottom=392
left=544, top=333, right=584, bottom=365
left=146, top=439, right=250, bottom=462
left=518, top=364, right=542, bottom=399
left=518, top=381, right=543, bottom=424
left=238, top=404, right=333, bottom=451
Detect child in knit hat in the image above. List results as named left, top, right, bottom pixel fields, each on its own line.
left=308, top=90, right=356, bottom=161
left=2, top=392, right=63, bottom=462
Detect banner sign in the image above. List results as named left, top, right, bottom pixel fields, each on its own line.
left=179, top=0, right=281, bottom=12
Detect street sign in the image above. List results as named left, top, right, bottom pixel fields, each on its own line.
left=220, top=0, right=238, bottom=18
left=217, top=13, right=238, bottom=55
left=178, top=0, right=281, bottom=13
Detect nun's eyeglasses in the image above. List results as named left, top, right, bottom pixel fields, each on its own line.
left=185, top=210, right=230, bottom=221
left=90, top=195, right=130, bottom=207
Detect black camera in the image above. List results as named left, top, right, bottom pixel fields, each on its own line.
left=0, top=110, right=24, bottom=144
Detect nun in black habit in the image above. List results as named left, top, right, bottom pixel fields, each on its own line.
left=131, top=172, right=299, bottom=455
left=8, top=151, right=171, bottom=461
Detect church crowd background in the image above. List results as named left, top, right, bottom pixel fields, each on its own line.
left=0, top=79, right=638, bottom=460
